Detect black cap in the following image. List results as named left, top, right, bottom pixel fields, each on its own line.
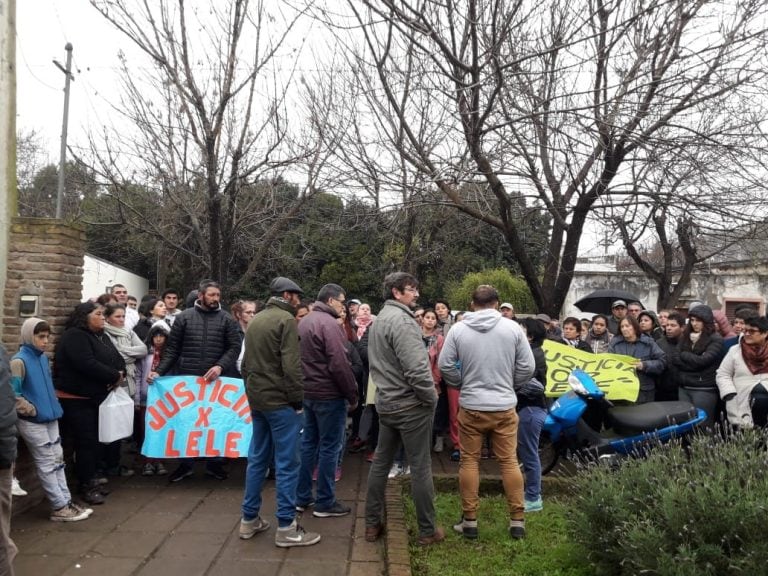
left=270, top=276, right=304, bottom=295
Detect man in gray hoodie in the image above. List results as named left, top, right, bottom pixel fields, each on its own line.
left=439, top=285, right=535, bottom=540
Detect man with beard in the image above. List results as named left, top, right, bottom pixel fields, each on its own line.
left=148, top=280, right=242, bottom=482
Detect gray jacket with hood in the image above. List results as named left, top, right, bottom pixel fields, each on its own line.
left=438, top=309, right=535, bottom=411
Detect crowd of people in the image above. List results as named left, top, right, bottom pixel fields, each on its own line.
left=1, top=276, right=766, bottom=568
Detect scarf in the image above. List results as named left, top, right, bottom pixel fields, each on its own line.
left=103, top=322, right=140, bottom=396
left=565, top=337, right=582, bottom=348
left=356, top=314, right=373, bottom=340
left=741, top=338, right=768, bottom=375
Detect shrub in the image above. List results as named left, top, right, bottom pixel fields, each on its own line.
left=445, top=268, right=535, bottom=313
left=567, top=429, right=768, bottom=575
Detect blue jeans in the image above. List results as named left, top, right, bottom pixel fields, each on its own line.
left=517, top=406, right=547, bottom=502
left=17, top=420, right=71, bottom=510
left=242, top=407, right=302, bottom=528
left=297, top=398, right=347, bottom=510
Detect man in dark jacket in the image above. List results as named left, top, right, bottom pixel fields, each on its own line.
left=149, top=280, right=242, bottom=482
left=296, top=284, right=358, bottom=518
left=0, top=344, right=18, bottom=574
left=656, top=312, right=685, bottom=401
left=240, top=277, right=321, bottom=548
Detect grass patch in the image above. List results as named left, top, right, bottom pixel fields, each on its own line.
left=404, top=491, right=591, bottom=576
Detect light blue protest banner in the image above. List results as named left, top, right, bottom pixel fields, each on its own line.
left=142, top=375, right=252, bottom=458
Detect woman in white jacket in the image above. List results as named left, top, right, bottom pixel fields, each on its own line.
left=716, top=315, right=768, bottom=429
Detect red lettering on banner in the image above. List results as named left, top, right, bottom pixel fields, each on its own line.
left=157, top=393, right=181, bottom=420
left=165, top=430, right=181, bottom=457
left=195, top=407, right=212, bottom=427
left=232, top=393, right=248, bottom=413
left=209, top=379, right=223, bottom=403
left=186, top=430, right=202, bottom=457
left=174, top=381, right=196, bottom=408
left=147, top=406, right=166, bottom=430
left=218, top=384, right=238, bottom=408
left=205, top=430, right=221, bottom=456
left=224, top=432, right=242, bottom=458
left=194, top=377, right=210, bottom=401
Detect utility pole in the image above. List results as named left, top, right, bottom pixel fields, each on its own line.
left=53, top=43, right=73, bottom=219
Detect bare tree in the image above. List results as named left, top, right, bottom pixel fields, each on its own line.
left=86, top=0, right=336, bottom=289
left=611, top=129, right=768, bottom=309
left=315, top=0, right=768, bottom=314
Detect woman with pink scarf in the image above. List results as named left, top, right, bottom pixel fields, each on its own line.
left=356, top=304, right=375, bottom=340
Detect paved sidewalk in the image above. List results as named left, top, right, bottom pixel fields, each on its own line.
left=11, top=453, right=385, bottom=576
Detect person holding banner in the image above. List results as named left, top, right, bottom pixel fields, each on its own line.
left=148, top=280, right=242, bottom=482
left=439, top=285, right=535, bottom=541
left=240, top=276, right=321, bottom=548
left=608, top=316, right=666, bottom=404
left=584, top=314, right=613, bottom=354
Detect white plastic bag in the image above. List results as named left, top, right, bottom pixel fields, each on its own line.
left=99, top=387, right=135, bottom=443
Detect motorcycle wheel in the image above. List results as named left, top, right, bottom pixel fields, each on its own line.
left=539, top=434, right=559, bottom=476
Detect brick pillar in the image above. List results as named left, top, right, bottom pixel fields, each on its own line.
left=2, top=217, right=87, bottom=353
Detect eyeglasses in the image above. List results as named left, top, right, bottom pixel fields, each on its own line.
left=743, top=328, right=763, bottom=335
left=403, top=287, right=419, bottom=294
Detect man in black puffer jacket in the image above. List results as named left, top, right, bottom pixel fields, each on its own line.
left=0, top=344, right=18, bottom=574
left=149, top=280, right=242, bottom=482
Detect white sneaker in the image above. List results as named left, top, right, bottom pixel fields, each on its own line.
left=274, top=520, right=321, bottom=548
left=433, top=436, right=444, bottom=453
left=50, top=503, right=90, bottom=522
left=11, top=477, right=27, bottom=497
left=388, top=464, right=401, bottom=479
left=239, top=516, right=270, bottom=539
left=400, top=465, right=411, bottom=477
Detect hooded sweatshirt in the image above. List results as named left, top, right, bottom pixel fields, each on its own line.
left=438, top=308, right=535, bottom=411
left=11, top=318, right=64, bottom=423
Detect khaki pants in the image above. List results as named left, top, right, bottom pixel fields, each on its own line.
left=458, top=407, right=524, bottom=521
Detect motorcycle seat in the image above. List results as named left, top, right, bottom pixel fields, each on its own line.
left=606, top=401, right=698, bottom=436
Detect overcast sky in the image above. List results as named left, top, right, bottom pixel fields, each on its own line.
left=16, top=0, right=132, bottom=162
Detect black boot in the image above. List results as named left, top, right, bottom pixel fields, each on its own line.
left=80, top=480, right=107, bottom=505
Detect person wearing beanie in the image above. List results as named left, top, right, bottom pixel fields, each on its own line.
left=668, top=305, right=724, bottom=430
left=11, top=318, right=92, bottom=522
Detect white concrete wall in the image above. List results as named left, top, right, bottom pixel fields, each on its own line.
left=81, top=253, right=149, bottom=301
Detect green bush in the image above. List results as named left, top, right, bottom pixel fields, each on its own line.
left=567, top=429, right=768, bottom=575
left=445, top=268, right=535, bottom=313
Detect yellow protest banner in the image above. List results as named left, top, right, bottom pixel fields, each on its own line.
left=542, top=340, right=640, bottom=402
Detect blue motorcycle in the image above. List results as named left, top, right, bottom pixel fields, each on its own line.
left=540, top=369, right=707, bottom=474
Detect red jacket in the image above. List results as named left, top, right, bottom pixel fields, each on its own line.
left=298, top=302, right=358, bottom=405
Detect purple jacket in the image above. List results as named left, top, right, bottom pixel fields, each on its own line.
left=298, top=302, right=358, bottom=405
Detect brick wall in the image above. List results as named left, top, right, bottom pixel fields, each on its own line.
left=3, top=217, right=86, bottom=353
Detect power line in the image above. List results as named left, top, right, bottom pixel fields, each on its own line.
left=15, top=31, right=59, bottom=91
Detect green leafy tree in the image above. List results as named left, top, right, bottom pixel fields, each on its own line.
left=446, top=269, right=535, bottom=314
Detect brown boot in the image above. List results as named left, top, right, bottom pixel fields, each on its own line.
left=417, top=526, right=445, bottom=546
left=365, top=523, right=385, bottom=542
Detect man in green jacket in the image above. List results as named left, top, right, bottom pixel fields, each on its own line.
left=364, top=272, right=443, bottom=547
left=239, top=277, right=321, bottom=549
